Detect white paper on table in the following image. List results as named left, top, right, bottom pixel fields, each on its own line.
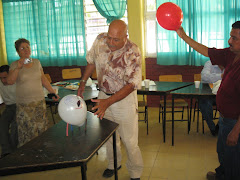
left=141, top=80, right=156, bottom=86
left=86, top=78, right=92, bottom=86
left=0, top=93, right=3, bottom=104
left=212, top=80, right=221, bottom=95
left=43, top=87, right=48, bottom=97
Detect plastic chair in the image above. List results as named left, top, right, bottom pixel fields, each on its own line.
left=158, top=75, right=189, bottom=124
left=44, top=74, right=52, bottom=83
left=62, top=68, right=81, bottom=79
left=91, top=69, right=97, bottom=80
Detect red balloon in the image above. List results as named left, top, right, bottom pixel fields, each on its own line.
left=156, top=2, right=183, bottom=31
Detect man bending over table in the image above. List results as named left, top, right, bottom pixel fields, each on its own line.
left=78, top=19, right=143, bottom=180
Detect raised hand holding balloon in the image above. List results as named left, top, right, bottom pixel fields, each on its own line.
left=156, top=2, right=183, bottom=31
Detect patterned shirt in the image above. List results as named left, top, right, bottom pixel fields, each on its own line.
left=86, top=33, right=142, bottom=94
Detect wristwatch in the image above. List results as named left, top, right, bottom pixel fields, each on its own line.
left=80, top=80, right=86, bottom=83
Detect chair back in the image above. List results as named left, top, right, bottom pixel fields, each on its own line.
left=44, top=74, right=52, bottom=83
left=159, top=74, right=182, bottom=82
left=194, top=74, right=201, bottom=81
left=62, top=68, right=81, bottom=79
left=91, top=69, right=97, bottom=80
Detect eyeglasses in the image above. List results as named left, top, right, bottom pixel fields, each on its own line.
left=19, top=46, right=30, bottom=51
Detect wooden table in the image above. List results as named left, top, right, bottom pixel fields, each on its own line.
left=0, top=112, right=119, bottom=180
left=171, top=83, right=215, bottom=145
left=137, top=81, right=193, bottom=142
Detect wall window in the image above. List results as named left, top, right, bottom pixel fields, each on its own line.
left=2, top=0, right=127, bottom=66
left=145, top=0, right=240, bottom=66
left=145, top=0, right=156, bottom=57
left=2, top=0, right=86, bottom=66
left=84, top=0, right=128, bottom=50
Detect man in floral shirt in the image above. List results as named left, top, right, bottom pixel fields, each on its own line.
left=78, top=20, right=143, bottom=180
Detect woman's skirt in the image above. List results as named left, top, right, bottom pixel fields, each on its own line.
left=16, top=99, right=48, bottom=147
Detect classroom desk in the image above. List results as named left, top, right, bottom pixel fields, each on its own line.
left=0, top=112, right=119, bottom=180
left=46, top=80, right=99, bottom=124
left=137, top=81, right=193, bottom=142
left=47, top=79, right=99, bottom=102
left=171, top=83, right=215, bottom=145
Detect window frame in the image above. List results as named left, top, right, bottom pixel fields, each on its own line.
left=83, top=0, right=128, bottom=51
left=144, top=0, right=157, bottom=57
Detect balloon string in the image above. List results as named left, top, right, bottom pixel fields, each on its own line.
left=66, top=123, right=69, bottom=136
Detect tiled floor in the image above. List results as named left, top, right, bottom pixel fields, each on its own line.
left=1, top=107, right=219, bottom=180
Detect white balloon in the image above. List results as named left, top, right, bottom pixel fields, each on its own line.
left=58, top=95, right=87, bottom=126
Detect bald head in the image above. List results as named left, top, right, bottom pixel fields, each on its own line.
left=106, top=20, right=128, bottom=52
left=109, top=20, right=128, bottom=36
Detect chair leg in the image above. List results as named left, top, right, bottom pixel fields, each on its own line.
left=144, top=106, right=147, bottom=123
left=49, top=105, right=56, bottom=124
left=202, top=116, right=205, bottom=134
left=197, top=100, right=200, bottom=133
left=213, top=108, right=218, bottom=119
left=193, top=101, right=197, bottom=122
left=161, top=107, right=164, bottom=123
left=181, top=107, right=184, bottom=121
left=55, top=103, right=58, bottom=114
left=158, top=105, right=161, bottom=123
left=146, top=107, right=148, bottom=135
left=187, top=106, right=190, bottom=133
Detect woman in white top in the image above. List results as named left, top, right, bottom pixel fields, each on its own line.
left=7, top=38, right=59, bottom=147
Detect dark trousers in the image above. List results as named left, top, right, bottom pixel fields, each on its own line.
left=216, top=117, right=240, bottom=180
left=0, top=104, right=18, bottom=155
left=198, top=97, right=216, bottom=131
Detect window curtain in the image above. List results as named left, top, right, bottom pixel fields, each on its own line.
left=156, top=0, right=240, bottom=66
left=2, top=0, right=87, bottom=67
left=93, top=0, right=126, bottom=24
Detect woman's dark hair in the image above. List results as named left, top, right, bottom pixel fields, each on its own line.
left=232, top=21, right=240, bottom=29
left=0, top=65, right=10, bottom=73
left=15, top=38, right=30, bottom=52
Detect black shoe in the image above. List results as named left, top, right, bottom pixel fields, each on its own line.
left=131, top=178, right=140, bottom=180
left=102, top=165, right=121, bottom=178
left=211, top=124, right=219, bottom=136
left=210, top=129, right=216, bottom=136
left=206, top=171, right=218, bottom=180
left=0, top=153, right=10, bottom=159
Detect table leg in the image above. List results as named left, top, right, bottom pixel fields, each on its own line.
left=113, top=132, right=118, bottom=180
left=197, top=97, right=200, bottom=132
left=189, top=98, right=193, bottom=131
left=172, top=95, right=174, bottom=146
left=163, top=95, right=166, bottom=143
left=81, top=163, right=87, bottom=180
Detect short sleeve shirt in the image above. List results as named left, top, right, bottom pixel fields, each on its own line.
left=0, top=81, right=16, bottom=105
left=208, top=47, right=240, bottom=119
left=86, top=33, right=142, bottom=94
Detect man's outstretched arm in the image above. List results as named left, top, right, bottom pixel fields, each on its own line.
left=176, top=26, right=209, bottom=57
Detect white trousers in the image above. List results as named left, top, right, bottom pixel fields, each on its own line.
left=98, top=91, right=144, bottom=178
